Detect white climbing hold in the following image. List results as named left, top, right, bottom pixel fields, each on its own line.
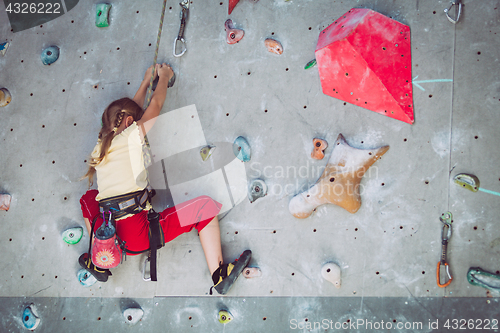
left=321, top=262, right=341, bottom=288
left=243, top=267, right=262, bottom=278
left=123, top=308, right=144, bottom=325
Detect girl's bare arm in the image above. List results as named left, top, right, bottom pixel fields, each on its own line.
left=137, top=63, right=174, bottom=137
left=132, top=65, right=157, bottom=107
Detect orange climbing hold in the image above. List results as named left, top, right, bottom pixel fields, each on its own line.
left=311, top=138, right=328, bottom=160
left=265, top=38, right=283, bottom=55
left=289, top=134, right=389, bottom=218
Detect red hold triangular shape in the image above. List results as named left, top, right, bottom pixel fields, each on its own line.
left=315, top=8, right=414, bottom=124
left=229, top=0, right=240, bottom=15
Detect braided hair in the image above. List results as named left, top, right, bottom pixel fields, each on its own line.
left=83, top=97, right=144, bottom=187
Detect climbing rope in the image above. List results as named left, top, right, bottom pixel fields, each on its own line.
left=144, top=0, right=168, bottom=110
left=142, top=0, right=168, bottom=170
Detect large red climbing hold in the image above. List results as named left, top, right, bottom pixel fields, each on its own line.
left=315, top=8, right=414, bottom=124
left=228, top=0, right=240, bottom=15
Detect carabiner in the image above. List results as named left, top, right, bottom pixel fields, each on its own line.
left=444, top=0, right=462, bottom=24
left=437, top=212, right=453, bottom=288
left=173, top=38, right=187, bottom=57
left=173, top=0, right=189, bottom=57
left=437, top=261, right=453, bottom=288
left=142, top=255, right=151, bottom=281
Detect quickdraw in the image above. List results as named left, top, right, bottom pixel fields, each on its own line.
left=173, top=0, right=190, bottom=57
left=437, top=212, right=453, bottom=288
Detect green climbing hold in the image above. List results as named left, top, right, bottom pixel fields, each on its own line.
left=96, top=3, right=112, bottom=28
left=305, top=59, right=317, bottom=70
left=467, top=267, right=500, bottom=292
left=453, top=173, right=480, bottom=192
left=62, top=227, right=83, bottom=245
left=218, top=310, right=233, bottom=324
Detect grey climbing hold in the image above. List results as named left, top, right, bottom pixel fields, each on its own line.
left=22, top=304, right=40, bottom=331
left=0, top=42, right=9, bottom=56
left=78, top=268, right=97, bottom=287
left=0, top=88, right=12, bottom=107
left=248, top=179, right=267, bottom=203
left=233, top=136, right=251, bottom=162
left=200, top=145, right=216, bottom=161
left=123, top=307, right=144, bottom=325
left=41, top=46, right=60, bottom=65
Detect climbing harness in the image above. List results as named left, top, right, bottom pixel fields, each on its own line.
left=444, top=0, right=462, bottom=24
left=99, top=187, right=153, bottom=219
left=90, top=188, right=155, bottom=269
left=85, top=187, right=165, bottom=281
left=437, top=212, right=453, bottom=288
left=173, top=0, right=189, bottom=57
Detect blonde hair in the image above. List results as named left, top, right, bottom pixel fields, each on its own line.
left=83, top=97, right=143, bottom=187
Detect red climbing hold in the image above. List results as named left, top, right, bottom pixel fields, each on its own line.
left=315, top=8, right=414, bottom=124
left=228, top=0, right=240, bottom=15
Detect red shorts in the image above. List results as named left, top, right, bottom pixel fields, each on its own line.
left=80, top=190, right=222, bottom=254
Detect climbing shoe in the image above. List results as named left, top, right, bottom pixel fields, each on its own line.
left=78, top=253, right=112, bottom=283
left=210, top=250, right=252, bottom=295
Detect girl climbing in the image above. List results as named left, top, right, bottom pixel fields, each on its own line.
left=79, top=63, right=251, bottom=295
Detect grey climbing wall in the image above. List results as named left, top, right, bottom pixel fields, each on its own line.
left=1, top=0, right=499, bottom=331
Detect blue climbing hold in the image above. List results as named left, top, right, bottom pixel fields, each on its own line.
left=0, top=42, right=9, bottom=56
left=233, top=136, right=251, bottom=162
left=41, top=46, right=60, bottom=65
left=78, top=268, right=97, bottom=287
left=22, top=305, right=40, bottom=330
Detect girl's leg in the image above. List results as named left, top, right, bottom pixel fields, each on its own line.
left=84, top=217, right=92, bottom=237
left=83, top=217, right=95, bottom=245
left=198, top=215, right=223, bottom=275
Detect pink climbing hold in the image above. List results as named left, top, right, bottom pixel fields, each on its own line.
left=0, top=194, right=11, bottom=211
left=225, top=19, right=244, bottom=44
left=228, top=0, right=240, bottom=15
